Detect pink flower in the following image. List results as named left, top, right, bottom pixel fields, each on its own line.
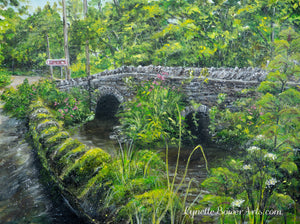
left=64, top=109, right=68, bottom=112
left=73, top=106, right=78, bottom=110
left=157, top=74, right=164, bottom=80
left=172, top=86, right=176, bottom=90
left=260, top=112, right=264, bottom=116
left=150, top=85, right=154, bottom=89
left=64, top=98, right=68, bottom=103
left=137, top=103, right=142, bottom=107
left=153, top=80, right=159, bottom=85
left=70, top=115, right=74, bottom=118
left=162, top=72, right=168, bottom=76
left=157, top=74, right=165, bottom=81
left=58, top=109, right=62, bottom=113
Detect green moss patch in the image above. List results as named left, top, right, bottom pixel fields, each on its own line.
left=51, top=138, right=82, bottom=160
left=36, top=119, right=59, bottom=132
left=44, top=131, right=70, bottom=154
left=29, top=100, right=46, bottom=113
left=57, top=144, right=88, bottom=176
left=62, top=148, right=111, bottom=188
left=39, top=126, right=59, bottom=140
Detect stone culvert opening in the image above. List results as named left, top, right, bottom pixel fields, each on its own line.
left=184, top=111, right=211, bottom=145
left=95, top=94, right=121, bottom=120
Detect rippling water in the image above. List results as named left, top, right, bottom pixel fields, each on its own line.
left=0, top=108, right=81, bottom=224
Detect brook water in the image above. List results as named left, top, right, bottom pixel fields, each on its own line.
left=73, top=119, right=229, bottom=204
left=0, top=109, right=228, bottom=223
left=0, top=107, right=82, bottom=224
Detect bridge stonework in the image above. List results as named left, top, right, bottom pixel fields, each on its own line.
left=56, top=65, right=267, bottom=111
left=55, top=66, right=269, bottom=142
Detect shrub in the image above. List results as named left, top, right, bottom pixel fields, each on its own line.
left=0, top=70, right=11, bottom=88
left=118, top=73, right=188, bottom=147
left=1, top=79, right=93, bottom=126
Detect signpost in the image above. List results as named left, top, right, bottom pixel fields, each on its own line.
left=46, top=59, right=68, bottom=79
left=46, top=59, right=68, bottom=66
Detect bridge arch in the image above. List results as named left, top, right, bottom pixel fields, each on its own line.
left=182, top=105, right=211, bottom=144
left=94, top=86, right=124, bottom=120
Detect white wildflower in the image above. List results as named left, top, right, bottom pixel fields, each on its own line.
left=255, top=135, right=264, bottom=141
left=265, top=178, right=277, bottom=188
left=231, top=199, right=245, bottom=208
left=247, top=146, right=260, bottom=153
left=243, top=164, right=251, bottom=170
left=264, top=153, right=277, bottom=160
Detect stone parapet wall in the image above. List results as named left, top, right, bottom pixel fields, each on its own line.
left=55, top=66, right=266, bottom=109
left=56, top=65, right=267, bottom=90
left=90, top=65, right=267, bottom=81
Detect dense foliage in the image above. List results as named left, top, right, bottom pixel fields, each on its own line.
left=1, top=1, right=300, bottom=223
left=1, top=0, right=300, bottom=77
left=0, top=79, right=93, bottom=126
left=202, top=28, right=300, bottom=223
left=118, top=73, right=190, bottom=147
left=0, top=70, right=11, bottom=88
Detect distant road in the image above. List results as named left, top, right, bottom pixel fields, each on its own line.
left=1, top=76, right=43, bottom=94
left=9, top=76, right=43, bottom=88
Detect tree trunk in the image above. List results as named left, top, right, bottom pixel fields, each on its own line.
left=83, top=0, right=90, bottom=78
left=46, top=34, right=53, bottom=79
left=62, top=0, right=71, bottom=80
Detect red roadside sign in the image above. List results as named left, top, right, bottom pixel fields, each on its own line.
left=46, top=59, right=68, bottom=66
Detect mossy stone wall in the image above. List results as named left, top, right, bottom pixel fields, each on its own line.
left=28, top=100, right=180, bottom=223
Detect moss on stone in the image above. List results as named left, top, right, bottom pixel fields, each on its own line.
left=39, top=126, right=59, bottom=140
left=36, top=120, right=59, bottom=132
left=78, top=161, right=113, bottom=199
left=44, top=131, right=69, bottom=154
left=29, top=100, right=45, bottom=112
left=57, top=144, right=88, bottom=176
left=62, top=148, right=111, bottom=188
left=51, top=138, right=82, bottom=161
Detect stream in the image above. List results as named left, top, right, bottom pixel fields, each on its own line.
left=73, top=119, right=229, bottom=204
left=0, top=107, right=82, bottom=224
left=0, top=108, right=228, bottom=223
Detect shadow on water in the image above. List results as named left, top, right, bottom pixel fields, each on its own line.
left=0, top=109, right=83, bottom=224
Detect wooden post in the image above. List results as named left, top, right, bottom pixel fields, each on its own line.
left=61, top=66, right=63, bottom=79
left=62, top=0, right=71, bottom=80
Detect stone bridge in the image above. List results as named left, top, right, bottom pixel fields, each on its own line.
left=56, top=65, right=270, bottom=142
left=56, top=65, right=268, bottom=113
